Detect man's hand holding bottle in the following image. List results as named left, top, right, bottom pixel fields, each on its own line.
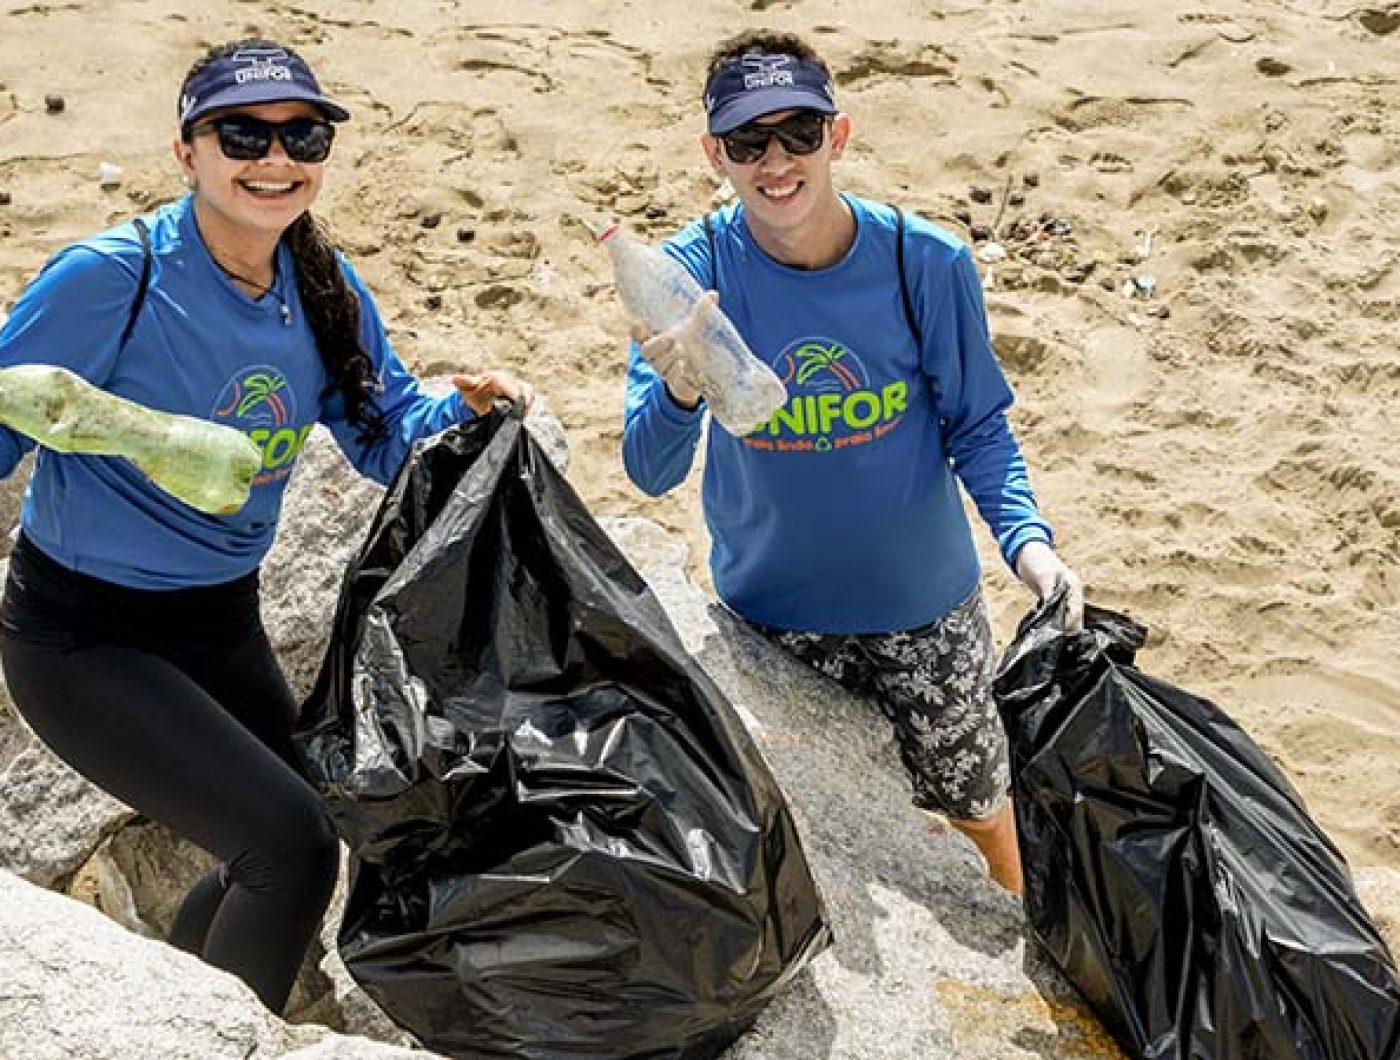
left=630, top=291, right=723, bottom=411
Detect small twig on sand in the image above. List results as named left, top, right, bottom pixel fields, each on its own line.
left=991, top=172, right=1015, bottom=236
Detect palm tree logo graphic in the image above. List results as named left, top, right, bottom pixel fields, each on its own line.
left=215, top=371, right=290, bottom=428
left=790, top=343, right=861, bottom=391
left=774, top=341, right=867, bottom=453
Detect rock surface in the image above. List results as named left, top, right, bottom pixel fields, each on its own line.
left=0, top=869, right=430, bottom=1060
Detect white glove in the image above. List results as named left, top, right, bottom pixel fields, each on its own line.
left=630, top=292, right=721, bottom=410
left=1015, top=540, right=1085, bottom=634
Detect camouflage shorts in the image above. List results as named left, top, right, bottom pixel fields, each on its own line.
left=751, top=588, right=1010, bottom=821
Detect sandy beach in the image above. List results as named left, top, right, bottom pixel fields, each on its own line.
left=2, top=0, right=1398, bottom=878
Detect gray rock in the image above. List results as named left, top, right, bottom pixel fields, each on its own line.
left=0, top=741, right=134, bottom=888
left=0, top=869, right=437, bottom=1059
left=1354, top=867, right=1400, bottom=959
left=66, top=837, right=158, bottom=938
left=92, top=819, right=218, bottom=938
left=280, top=1041, right=425, bottom=1059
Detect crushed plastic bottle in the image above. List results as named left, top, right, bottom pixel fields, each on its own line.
left=0, top=364, right=262, bottom=514
left=597, top=220, right=788, bottom=436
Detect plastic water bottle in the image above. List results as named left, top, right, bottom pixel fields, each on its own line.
left=597, top=221, right=788, bottom=436
left=0, top=364, right=263, bottom=515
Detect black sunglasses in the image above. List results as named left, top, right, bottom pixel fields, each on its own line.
left=190, top=115, right=336, bottom=164
left=718, top=111, right=829, bottom=165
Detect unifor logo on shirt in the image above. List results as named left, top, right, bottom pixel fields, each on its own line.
left=743, top=337, right=907, bottom=453
left=210, top=366, right=313, bottom=487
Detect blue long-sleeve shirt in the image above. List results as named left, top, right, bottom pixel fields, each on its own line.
left=0, top=195, right=470, bottom=588
left=623, top=196, right=1051, bottom=634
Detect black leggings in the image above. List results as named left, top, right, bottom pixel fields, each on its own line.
left=0, top=534, right=338, bottom=1013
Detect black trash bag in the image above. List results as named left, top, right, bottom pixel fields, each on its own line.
left=994, top=594, right=1400, bottom=1060
left=295, top=409, right=830, bottom=1059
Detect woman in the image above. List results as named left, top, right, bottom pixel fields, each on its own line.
left=0, top=39, right=530, bottom=1013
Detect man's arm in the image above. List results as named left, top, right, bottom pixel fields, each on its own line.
left=923, top=244, right=1083, bottom=628
left=621, top=334, right=705, bottom=497
left=619, top=226, right=715, bottom=497
left=927, top=248, right=1051, bottom=560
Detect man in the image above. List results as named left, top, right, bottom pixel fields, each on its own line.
left=621, top=29, right=1084, bottom=895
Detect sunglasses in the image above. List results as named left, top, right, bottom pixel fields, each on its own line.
left=191, top=115, right=336, bottom=164
left=718, top=111, right=829, bottom=165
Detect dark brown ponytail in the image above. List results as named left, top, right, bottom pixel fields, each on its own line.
left=179, top=39, right=385, bottom=443
left=284, top=211, right=385, bottom=443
